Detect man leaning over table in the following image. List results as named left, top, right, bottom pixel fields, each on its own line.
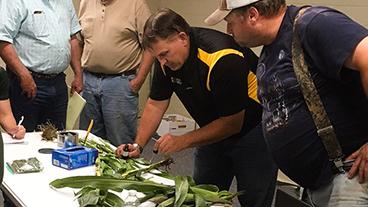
left=0, top=0, right=83, bottom=132
left=116, top=8, right=277, bottom=207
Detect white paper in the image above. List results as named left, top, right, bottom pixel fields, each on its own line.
left=2, top=132, right=26, bottom=144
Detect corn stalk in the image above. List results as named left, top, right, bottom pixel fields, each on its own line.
left=50, top=138, right=238, bottom=206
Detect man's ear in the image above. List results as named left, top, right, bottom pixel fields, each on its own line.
left=177, top=32, right=189, bottom=45
left=247, top=7, right=260, bottom=23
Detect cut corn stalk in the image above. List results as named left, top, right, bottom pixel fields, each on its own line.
left=50, top=137, right=238, bottom=206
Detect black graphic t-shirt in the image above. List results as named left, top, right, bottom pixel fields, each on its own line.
left=258, top=6, right=368, bottom=189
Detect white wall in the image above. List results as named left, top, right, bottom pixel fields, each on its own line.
left=1, top=0, right=368, bottom=118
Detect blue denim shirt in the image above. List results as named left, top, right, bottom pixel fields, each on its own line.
left=0, top=0, right=81, bottom=74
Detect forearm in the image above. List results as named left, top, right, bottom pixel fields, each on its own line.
left=134, top=50, right=154, bottom=88
left=0, top=41, right=28, bottom=77
left=0, top=100, right=17, bottom=134
left=135, top=98, right=169, bottom=147
left=179, top=110, right=245, bottom=148
left=70, top=35, right=82, bottom=77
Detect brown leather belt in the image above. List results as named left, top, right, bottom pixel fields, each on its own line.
left=88, top=70, right=136, bottom=78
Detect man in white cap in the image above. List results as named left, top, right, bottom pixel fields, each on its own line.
left=206, top=0, right=368, bottom=206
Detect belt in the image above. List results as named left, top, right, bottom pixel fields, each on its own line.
left=331, top=159, right=354, bottom=174
left=29, top=70, right=62, bottom=79
left=88, top=70, right=136, bottom=78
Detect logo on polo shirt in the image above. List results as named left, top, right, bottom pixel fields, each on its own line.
left=171, top=77, right=183, bottom=85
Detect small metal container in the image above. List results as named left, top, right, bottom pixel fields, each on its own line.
left=57, top=131, right=79, bottom=148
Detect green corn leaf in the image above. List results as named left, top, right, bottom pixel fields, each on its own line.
left=121, top=157, right=173, bottom=179
left=183, top=193, right=194, bottom=203
left=75, top=187, right=125, bottom=207
left=186, top=176, right=196, bottom=186
left=158, top=197, right=175, bottom=207
left=194, top=194, right=208, bottom=207
left=218, top=190, right=240, bottom=200
left=102, top=191, right=125, bottom=207
left=50, top=176, right=173, bottom=194
left=147, top=194, right=169, bottom=204
left=174, top=176, right=189, bottom=207
left=76, top=187, right=101, bottom=207
left=193, top=184, right=219, bottom=193
left=190, top=186, right=231, bottom=204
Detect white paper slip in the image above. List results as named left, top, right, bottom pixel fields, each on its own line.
left=2, top=132, right=26, bottom=144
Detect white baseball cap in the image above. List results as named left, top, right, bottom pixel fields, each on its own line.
left=205, top=0, right=260, bottom=26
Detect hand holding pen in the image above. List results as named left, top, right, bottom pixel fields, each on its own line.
left=12, top=116, right=26, bottom=139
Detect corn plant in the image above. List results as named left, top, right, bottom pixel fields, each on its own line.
left=49, top=138, right=238, bottom=206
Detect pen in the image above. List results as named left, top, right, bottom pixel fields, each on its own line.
left=13, top=116, right=24, bottom=138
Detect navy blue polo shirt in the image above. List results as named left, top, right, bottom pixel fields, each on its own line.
left=258, top=5, right=368, bottom=189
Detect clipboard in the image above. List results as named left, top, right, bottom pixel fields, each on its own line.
left=66, top=86, right=86, bottom=129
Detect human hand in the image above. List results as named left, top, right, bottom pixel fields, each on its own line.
left=129, top=78, right=142, bottom=94
left=115, top=143, right=141, bottom=158
left=9, top=125, right=26, bottom=140
left=71, top=74, right=83, bottom=95
left=19, top=72, right=36, bottom=99
left=347, top=143, right=368, bottom=183
left=154, top=134, right=186, bottom=154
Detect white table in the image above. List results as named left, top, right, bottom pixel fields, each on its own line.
left=1, top=130, right=95, bottom=207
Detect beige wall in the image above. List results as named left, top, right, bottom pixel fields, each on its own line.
left=2, top=0, right=368, bottom=119
left=152, top=0, right=368, bottom=117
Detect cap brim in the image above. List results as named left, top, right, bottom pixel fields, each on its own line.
left=204, top=9, right=231, bottom=26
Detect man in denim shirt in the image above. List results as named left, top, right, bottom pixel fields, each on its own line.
left=0, top=0, right=83, bottom=131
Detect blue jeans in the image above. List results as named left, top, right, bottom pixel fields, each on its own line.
left=79, top=70, right=138, bottom=146
left=8, top=72, right=67, bottom=131
left=193, top=124, right=277, bottom=207
left=306, top=174, right=368, bottom=207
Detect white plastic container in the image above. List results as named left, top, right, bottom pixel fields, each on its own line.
left=156, top=114, right=196, bottom=136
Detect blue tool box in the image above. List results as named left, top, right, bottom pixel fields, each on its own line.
left=52, top=146, right=98, bottom=170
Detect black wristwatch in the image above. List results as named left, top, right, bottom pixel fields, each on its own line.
left=132, top=143, right=143, bottom=153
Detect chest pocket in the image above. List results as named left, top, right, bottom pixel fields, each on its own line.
left=32, top=11, right=49, bottom=37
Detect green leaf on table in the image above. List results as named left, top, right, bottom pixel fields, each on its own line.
left=76, top=187, right=101, bottom=207
left=158, top=197, right=175, bottom=207
left=194, top=184, right=219, bottom=193
left=174, top=176, right=189, bottom=207
left=194, top=194, right=208, bottom=207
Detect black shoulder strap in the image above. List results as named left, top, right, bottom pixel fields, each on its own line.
left=292, top=7, right=345, bottom=173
